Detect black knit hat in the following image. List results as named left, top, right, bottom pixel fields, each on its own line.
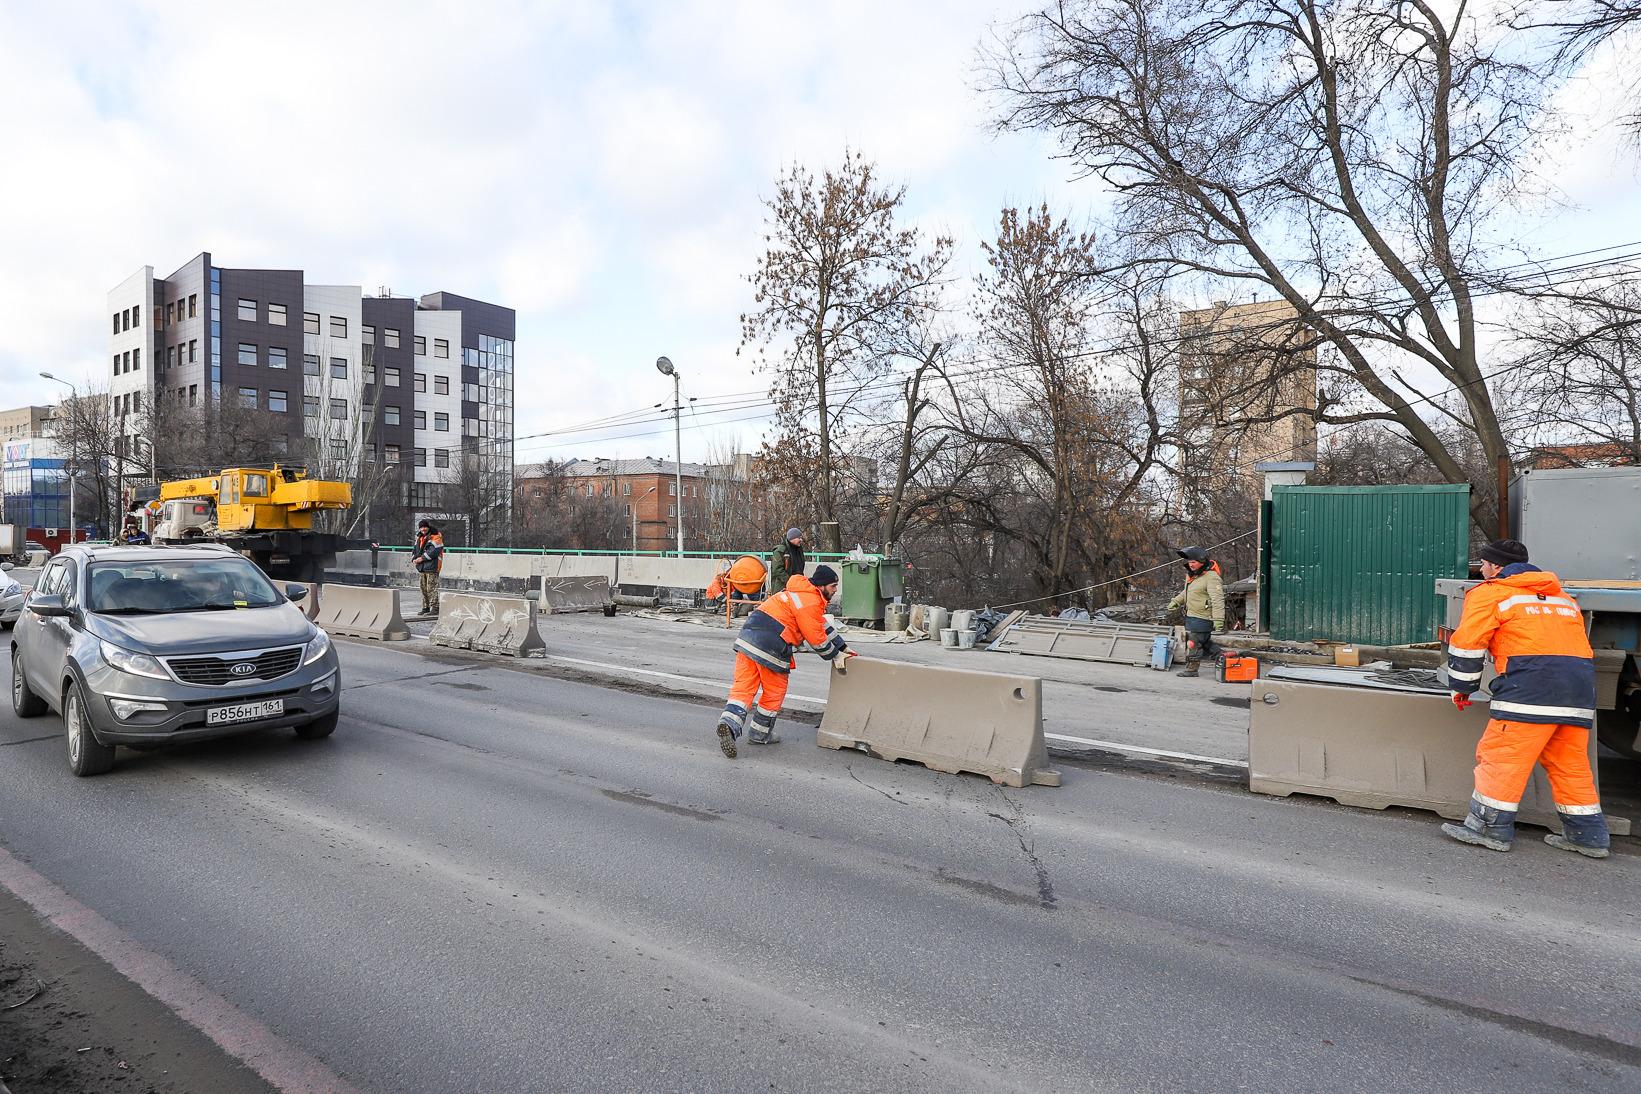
left=1478, top=539, right=1529, bottom=566
left=810, top=564, right=839, bottom=588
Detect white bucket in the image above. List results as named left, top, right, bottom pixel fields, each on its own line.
left=956, top=629, right=977, bottom=650
left=939, top=628, right=959, bottom=648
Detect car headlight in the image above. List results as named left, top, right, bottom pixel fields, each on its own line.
left=303, top=627, right=332, bottom=666
left=99, top=640, right=169, bottom=680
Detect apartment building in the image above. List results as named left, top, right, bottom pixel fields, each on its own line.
left=107, top=254, right=514, bottom=542
left=517, top=457, right=712, bottom=553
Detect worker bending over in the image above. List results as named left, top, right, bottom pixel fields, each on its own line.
left=1441, top=538, right=1609, bottom=859
left=717, top=564, right=854, bottom=759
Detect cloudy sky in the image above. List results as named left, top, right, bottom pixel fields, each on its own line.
left=1, top=0, right=1638, bottom=466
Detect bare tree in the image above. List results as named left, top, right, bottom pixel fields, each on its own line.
left=1523, top=1, right=1641, bottom=138
left=1506, top=281, right=1641, bottom=463
left=989, top=0, right=1552, bottom=531
left=48, top=384, right=122, bottom=535
left=741, top=150, right=953, bottom=547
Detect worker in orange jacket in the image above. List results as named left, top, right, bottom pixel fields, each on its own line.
left=1441, top=539, right=1609, bottom=859
left=716, top=564, right=854, bottom=759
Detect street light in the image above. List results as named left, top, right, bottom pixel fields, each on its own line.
left=632, top=484, right=658, bottom=553
left=40, top=372, right=79, bottom=542
left=655, top=356, right=685, bottom=556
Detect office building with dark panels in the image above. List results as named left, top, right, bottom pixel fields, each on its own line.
left=107, top=254, right=514, bottom=543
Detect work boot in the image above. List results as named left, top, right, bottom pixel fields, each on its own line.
left=1175, top=663, right=1200, bottom=678
left=716, top=720, right=738, bottom=760
left=1440, top=796, right=1516, bottom=852
left=1545, top=811, right=1611, bottom=859
left=747, top=728, right=781, bottom=745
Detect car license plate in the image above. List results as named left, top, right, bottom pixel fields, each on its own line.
left=206, top=699, right=284, bottom=725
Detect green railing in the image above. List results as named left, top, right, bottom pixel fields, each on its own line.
left=370, top=545, right=859, bottom=560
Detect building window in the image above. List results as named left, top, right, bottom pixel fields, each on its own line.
left=304, top=312, right=320, bottom=335
left=414, top=335, right=427, bottom=356
left=269, top=389, right=288, bottom=413
left=384, top=444, right=400, bottom=464
left=414, top=372, right=427, bottom=392
left=132, top=391, right=142, bottom=412
left=330, top=398, right=347, bottom=420
left=435, top=448, right=450, bottom=468
left=269, top=303, right=287, bottom=326
left=133, top=304, right=140, bottom=328
left=384, top=328, right=400, bottom=348
left=434, top=338, right=450, bottom=358
left=331, top=440, right=346, bottom=459
left=384, top=405, right=401, bottom=426
left=111, top=354, right=118, bottom=376
left=434, top=412, right=449, bottom=432
left=330, top=316, right=347, bottom=339
left=189, top=294, right=198, bottom=318
left=304, top=396, right=318, bottom=417
left=188, top=384, right=198, bottom=405
left=304, top=354, right=320, bottom=375
left=362, top=324, right=375, bottom=345
left=623, top=482, right=631, bottom=495
left=668, top=503, right=676, bottom=516
left=238, top=343, right=257, bottom=366
left=189, top=339, right=198, bottom=362
left=238, top=298, right=257, bottom=322
left=669, top=482, right=677, bottom=495
left=586, top=484, right=594, bottom=497
left=414, top=447, right=427, bottom=467
left=434, top=376, right=449, bottom=395
left=166, top=302, right=176, bottom=326
left=269, top=347, right=287, bottom=369
left=112, top=313, right=120, bottom=335
left=122, top=308, right=130, bottom=331
left=364, top=362, right=376, bottom=384
left=238, top=387, right=258, bottom=409
left=414, top=410, right=426, bottom=429
left=167, top=346, right=176, bottom=368
left=133, top=348, right=140, bottom=371
left=330, top=357, right=347, bottom=379
left=384, top=366, right=400, bottom=386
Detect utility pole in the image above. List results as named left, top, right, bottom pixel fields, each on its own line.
left=655, top=357, right=685, bottom=555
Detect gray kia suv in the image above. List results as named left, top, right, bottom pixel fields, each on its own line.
left=9, top=544, right=341, bottom=775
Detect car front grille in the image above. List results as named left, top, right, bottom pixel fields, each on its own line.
left=165, top=646, right=304, bottom=686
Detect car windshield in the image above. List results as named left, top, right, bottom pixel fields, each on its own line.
left=87, top=558, right=285, bottom=614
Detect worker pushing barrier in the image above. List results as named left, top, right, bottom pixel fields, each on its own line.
left=716, top=564, right=854, bottom=758
left=1441, top=538, right=1611, bottom=859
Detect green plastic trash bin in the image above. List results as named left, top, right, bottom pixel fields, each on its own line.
left=839, top=557, right=904, bottom=627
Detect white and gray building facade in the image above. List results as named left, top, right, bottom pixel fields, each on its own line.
left=107, top=253, right=514, bottom=542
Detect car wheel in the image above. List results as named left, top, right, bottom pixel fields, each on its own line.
left=11, top=652, right=46, bottom=717
left=293, top=709, right=339, bottom=740
left=64, top=681, right=116, bottom=776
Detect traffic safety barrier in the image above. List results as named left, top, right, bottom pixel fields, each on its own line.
left=314, top=584, right=409, bottom=641
left=541, top=576, right=613, bottom=614
left=992, top=617, right=1178, bottom=667
left=429, top=591, right=546, bottom=657
left=1248, top=677, right=1631, bottom=835
left=817, top=658, right=1060, bottom=788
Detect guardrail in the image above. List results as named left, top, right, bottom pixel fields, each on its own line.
left=372, top=545, right=869, bottom=560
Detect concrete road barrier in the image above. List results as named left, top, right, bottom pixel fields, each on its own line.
left=994, top=618, right=1177, bottom=667
left=542, top=576, right=613, bottom=614
left=429, top=591, right=546, bottom=657
left=1248, top=676, right=1630, bottom=835
left=315, top=584, right=409, bottom=641
left=817, top=658, right=1060, bottom=789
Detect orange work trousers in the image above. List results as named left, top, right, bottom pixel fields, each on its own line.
left=727, top=653, right=790, bottom=719
left=1472, top=719, right=1600, bottom=812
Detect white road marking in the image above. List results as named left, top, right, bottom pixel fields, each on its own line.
left=543, top=654, right=828, bottom=705
left=1043, top=733, right=1248, bottom=768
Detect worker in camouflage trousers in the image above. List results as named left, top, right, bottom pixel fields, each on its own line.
left=1167, top=546, right=1225, bottom=677
left=1441, top=539, right=1609, bottom=859
left=716, top=564, right=854, bottom=759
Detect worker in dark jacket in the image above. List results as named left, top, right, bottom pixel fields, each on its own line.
left=771, top=528, right=806, bottom=586
left=1167, top=547, right=1225, bottom=677
left=717, top=564, right=853, bottom=758
left=1441, top=539, right=1608, bottom=858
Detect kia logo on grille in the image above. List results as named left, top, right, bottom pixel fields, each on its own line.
left=229, top=662, right=257, bottom=677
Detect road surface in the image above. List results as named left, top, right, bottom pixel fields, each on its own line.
left=0, top=636, right=1637, bottom=1092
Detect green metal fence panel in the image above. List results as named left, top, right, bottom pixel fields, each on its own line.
left=1269, top=484, right=1470, bottom=646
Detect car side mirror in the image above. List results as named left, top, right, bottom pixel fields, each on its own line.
left=0, top=562, right=12, bottom=571
left=285, top=584, right=309, bottom=603
left=28, top=593, right=70, bottom=618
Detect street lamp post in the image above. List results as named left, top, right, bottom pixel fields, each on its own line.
left=40, top=372, right=78, bottom=542
left=632, top=484, right=658, bottom=553
left=655, top=357, right=685, bottom=556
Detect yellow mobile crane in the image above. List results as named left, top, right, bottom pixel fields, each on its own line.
left=145, top=465, right=359, bottom=581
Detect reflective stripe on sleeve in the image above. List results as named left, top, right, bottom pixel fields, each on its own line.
left=1489, top=700, right=1597, bottom=721
left=1474, top=791, right=1520, bottom=812
left=1445, top=668, right=1483, bottom=682
left=1555, top=802, right=1603, bottom=816
left=1447, top=645, right=1488, bottom=659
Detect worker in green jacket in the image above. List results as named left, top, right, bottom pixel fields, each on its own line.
left=1168, top=546, right=1225, bottom=677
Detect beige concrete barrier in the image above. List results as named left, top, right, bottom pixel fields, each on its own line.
left=315, top=584, right=409, bottom=641
left=429, top=591, right=546, bottom=657
left=1248, top=677, right=1630, bottom=835
left=994, top=618, right=1177, bottom=667
left=817, top=658, right=1060, bottom=788
left=541, top=576, right=612, bottom=614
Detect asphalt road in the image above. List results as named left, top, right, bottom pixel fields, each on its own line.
left=0, top=636, right=1637, bottom=1092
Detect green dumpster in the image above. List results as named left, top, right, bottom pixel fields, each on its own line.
left=839, top=557, right=905, bottom=628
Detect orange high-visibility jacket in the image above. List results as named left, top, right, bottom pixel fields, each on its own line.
left=1446, top=564, right=1596, bottom=727
left=733, top=574, right=847, bottom=673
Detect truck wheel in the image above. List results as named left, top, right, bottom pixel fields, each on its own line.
left=11, top=652, right=46, bottom=717
left=64, top=681, right=116, bottom=776
left=1596, top=701, right=1640, bottom=761
left=294, top=709, right=339, bottom=740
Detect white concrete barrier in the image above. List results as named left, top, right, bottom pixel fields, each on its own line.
left=429, top=591, right=546, bottom=657
left=315, top=585, right=409, bottom=641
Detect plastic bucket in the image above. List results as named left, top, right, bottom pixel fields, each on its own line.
left=956, top=630, right=977, bottom=650
left=939, top=628, right=959, bottom=648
